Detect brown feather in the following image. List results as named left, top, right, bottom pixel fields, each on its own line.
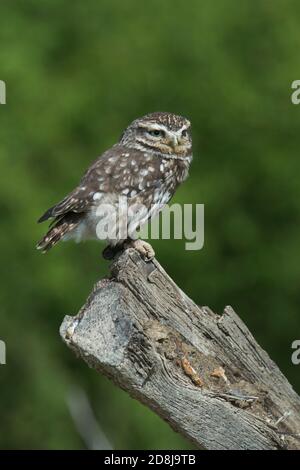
left=36, top=213, right=82, bottom=253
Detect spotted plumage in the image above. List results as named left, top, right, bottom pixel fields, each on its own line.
left=36, top=112, right=193, bottom=256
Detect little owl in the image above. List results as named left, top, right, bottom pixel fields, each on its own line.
left=36, top=112, right=193, bottom=260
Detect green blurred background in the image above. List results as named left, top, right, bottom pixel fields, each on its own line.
left=0, top=0, right=300, bottom=450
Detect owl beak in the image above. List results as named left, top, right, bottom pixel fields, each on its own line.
left=170, top=135, right=179, bottom=149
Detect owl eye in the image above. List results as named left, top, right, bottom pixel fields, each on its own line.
left=148, top=129, right=164, bottom=137
left=181, top=129, right=188, bottom=137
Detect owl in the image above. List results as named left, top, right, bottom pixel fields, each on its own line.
left=36, top=112, right=193, bottom=260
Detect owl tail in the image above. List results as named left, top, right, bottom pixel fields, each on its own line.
left=36, top=213, right=81, bottom=253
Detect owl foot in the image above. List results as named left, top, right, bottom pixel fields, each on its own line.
left=126, top=239, right=155, bottom=261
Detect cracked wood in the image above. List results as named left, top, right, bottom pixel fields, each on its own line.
left=60, top=248, right=300, bottom=450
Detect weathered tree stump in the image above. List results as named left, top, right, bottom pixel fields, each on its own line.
left=60, top=248, right=300, bottom=450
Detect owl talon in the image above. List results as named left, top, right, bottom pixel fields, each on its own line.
left=127, top=239, right=155, bottom=261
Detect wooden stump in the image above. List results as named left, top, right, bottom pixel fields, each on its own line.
left=60, top=248, right=300, bottom=450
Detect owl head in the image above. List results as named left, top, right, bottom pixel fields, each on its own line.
left=120, top=112, right=192, bottom=157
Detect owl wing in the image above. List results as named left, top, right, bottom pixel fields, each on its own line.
left=37, top=145, right=163, bottom=223
left=37, top=177, right=99, bottom=223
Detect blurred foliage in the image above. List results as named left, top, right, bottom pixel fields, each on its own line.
left=0, top=0, right=300, bottom=450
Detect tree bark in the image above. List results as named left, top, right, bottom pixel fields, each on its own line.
left=60, top=248, right=300, bottom=450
